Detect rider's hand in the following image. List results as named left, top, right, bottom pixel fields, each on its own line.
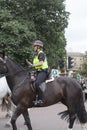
left=26, top=59, right=33, bottom=66
left=28, top=65, right=35, bottom=70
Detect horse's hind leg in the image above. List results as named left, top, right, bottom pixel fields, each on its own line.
left=22, top=109, right=32, bottom=130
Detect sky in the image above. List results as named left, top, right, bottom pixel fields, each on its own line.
left=65, top=0, right=87, bottom=53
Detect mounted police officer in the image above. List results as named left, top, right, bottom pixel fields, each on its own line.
left=26, top=40, right=49, bottom=106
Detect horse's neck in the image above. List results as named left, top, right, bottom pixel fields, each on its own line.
left=7, top=59, right=22, bottom=75
left=6, top=59, right=27, bottom=91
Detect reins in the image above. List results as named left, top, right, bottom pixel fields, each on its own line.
left=0, top=66, right=28, bottom=85
left=3, top=67, right=31, bottom=77
left=6, top=68, right=35, bottom=93
left=0, top=57, right=35, bottom=92
left=12, top=74, right=29, bottom=90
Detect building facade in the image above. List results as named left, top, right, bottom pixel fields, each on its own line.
left=67, top=52, right=87, bottom=70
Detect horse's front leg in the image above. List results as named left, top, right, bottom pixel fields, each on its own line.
left=22, top=109, right=32, bottom=130
left=10, top=104, right=22, bottom=130
left=68, top=114, right=76, bottom=130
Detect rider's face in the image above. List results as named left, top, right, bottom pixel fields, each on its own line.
left=33, top=45, right=38, bottom=52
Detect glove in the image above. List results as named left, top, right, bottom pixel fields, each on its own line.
left=28, top=65, right=35, bottom=70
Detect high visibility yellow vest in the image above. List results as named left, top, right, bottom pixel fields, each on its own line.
left=33, top=50, right=48, bottom=70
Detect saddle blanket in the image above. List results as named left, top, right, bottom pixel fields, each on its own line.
left=45, top=77, right=55, bottom=83
left=39, top=77, right=55, bottom=92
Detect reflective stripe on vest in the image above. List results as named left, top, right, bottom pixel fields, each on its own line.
left=33, top=50, right=48, bottom=70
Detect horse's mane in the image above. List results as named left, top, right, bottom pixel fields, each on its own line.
left=6, top=56, right=27, bottom=73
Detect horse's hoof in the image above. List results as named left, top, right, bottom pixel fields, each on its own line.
left=5, top=123, right=11, bottom=128
left=5, top=113, right=11, bottom=118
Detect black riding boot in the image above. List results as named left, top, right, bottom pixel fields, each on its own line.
left=34, top=88, right=44, bottom=107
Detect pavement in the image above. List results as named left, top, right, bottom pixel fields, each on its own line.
left=0, top=102, right=87, bottom=130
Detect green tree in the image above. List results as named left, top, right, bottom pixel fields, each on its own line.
left=29, top=0, right=69, bottom=67
left=80, top=61, right=87, bottom=77
left=0, top=1, right=36, bottom=65
left=0, top=0, right=69, bottom=67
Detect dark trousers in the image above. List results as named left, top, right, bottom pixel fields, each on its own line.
left=35, top=71, right=47, bottom=99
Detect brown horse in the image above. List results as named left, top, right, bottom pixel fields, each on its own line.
left=0, top=56, right=87, bottom=130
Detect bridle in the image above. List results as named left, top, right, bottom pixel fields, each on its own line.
left=0, top=57, right=35, bottom=92
left=0, top=59, right=30, bottom=77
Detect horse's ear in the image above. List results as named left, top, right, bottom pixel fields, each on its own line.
left=2, top=44, right=6, bottom=59
left=2, top=50, right=5, bottom=59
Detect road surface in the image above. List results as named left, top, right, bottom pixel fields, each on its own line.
left=0, top=102, right=87, bottom=130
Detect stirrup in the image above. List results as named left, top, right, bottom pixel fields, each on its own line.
left=33, top=100, right=44, bottom=107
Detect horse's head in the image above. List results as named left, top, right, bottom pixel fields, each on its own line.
left=0, top=57, right=8, bottom=76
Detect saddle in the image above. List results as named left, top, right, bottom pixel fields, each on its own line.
left=30, top=72, right=55, bottom=92
left=29, top=72, right=55, bottom=107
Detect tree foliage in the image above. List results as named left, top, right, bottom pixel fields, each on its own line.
left=80, top=61, right=87, bottom=77
left=0, top=0, right=69, bottom=67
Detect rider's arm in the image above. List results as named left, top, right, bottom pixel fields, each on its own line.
left=26, top=59, right=43, bottom=67
left=34, top=61, right=44, bottom=67
left=26, top=59, right=33, bottom=66
left=26, top=52, right=45, bottom=67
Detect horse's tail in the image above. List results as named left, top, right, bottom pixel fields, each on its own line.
left=58, top=91, right=87, bottom=123
left=58, top=110, right=69, bottom=122
left=76, top=91, right=87, bottom=123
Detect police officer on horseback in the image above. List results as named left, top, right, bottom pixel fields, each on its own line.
left=26, top=40, right=49, bottom=106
